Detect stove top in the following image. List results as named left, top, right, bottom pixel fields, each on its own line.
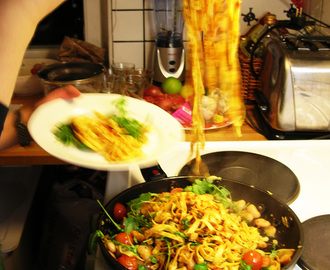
left=178, top=150, right=300, bottom=204
left=95, top=140, right=330, bottom=270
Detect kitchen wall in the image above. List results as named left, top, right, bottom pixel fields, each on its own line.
left=25, top=0, right=330, bottom=68
left=108, top=0, right=296, bottom=69
left=303, top=0, right=330, bottom=35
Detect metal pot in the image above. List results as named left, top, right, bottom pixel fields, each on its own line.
left=97, top=176, right=303, bottom=270
left=37, top=62, right=105, bottom=94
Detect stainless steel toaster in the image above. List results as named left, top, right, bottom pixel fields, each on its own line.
left=256, top=35, right=330, bottom=136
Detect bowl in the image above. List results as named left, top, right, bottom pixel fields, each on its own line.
left=14, top=58, right=58, bottom=96
left=37, top=62, right=105, bottom=95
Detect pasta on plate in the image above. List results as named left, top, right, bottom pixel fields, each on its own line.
left=53, top=98, right=149, bottom=162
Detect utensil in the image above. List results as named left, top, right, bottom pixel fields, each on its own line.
left=97, top=176, right=303, bottom=270
left=187, top=158, right=210, bottom=177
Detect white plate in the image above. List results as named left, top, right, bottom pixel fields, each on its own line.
left=28, top=93, right=185, bottom=171
left=182, top=120, right=232, bottom=131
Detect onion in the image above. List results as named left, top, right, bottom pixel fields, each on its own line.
left=143, top=85, right=164, bottom=97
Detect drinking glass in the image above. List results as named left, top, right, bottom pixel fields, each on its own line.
left=111, top=62, right=135, bottom=76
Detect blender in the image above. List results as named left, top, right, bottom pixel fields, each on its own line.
left=152, top=0, right=185, bottom=85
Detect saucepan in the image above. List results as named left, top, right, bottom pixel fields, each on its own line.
left=97, top=175, right=303, bottom=270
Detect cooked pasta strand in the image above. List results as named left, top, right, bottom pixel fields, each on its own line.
left=183, top=0, right=246, bottom=173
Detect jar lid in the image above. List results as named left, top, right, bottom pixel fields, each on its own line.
left=264, top=14, right=277, bottom=25
left=297, top=215, right=330, bottom=270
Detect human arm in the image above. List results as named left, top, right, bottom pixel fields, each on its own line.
left=0, top=0, right=66, bottom=107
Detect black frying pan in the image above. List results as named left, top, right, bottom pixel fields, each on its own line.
left=98, top=176, right=304, bottom=270
left=179, top=151, right=300, bottom=204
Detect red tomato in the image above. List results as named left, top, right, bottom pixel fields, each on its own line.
left=155, top=98, right=174, bottom=112
left=113, top=202, right=127, bottom=221
left=170, top=188, right=184, bottom=194
left=143, top=96, right=155, bottom=103
left=115, top=232, right=133, bottom=245
left=143, top=85, right=164, bottom=97
left=242, top=250, right=263, bottom=270
left=168, top=94, right=185, bottom=111
left=117, top=255, right=138, bottom=270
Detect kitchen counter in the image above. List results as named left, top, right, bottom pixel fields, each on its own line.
left=0, top=95, right=266, bottom=166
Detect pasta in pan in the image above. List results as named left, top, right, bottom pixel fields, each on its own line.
left=98, top=179, right=296, bottom=270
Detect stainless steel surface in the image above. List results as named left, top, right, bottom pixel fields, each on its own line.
left=38, top=62, right=105, bottom=94
left=260, top=35, right=330, bottom=132
left=152, top=47, right=185, bottom=83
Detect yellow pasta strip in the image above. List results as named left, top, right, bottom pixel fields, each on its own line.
left=183, top=0, right=246, bottom=173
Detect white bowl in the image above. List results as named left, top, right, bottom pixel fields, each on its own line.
left=14, top=58, right=58, bottom=96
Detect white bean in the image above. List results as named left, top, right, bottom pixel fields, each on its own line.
left=264, top=225, right=276, bottom=238
left=247, top=204, right=261, bottom=219
left=241, top=211, right=254, bottom=223
left=255, top=218, right=271, bottom=228
left=105, top=240, right=116, bottom=253
left=137, top=245, right=152, bottom=261
left=235, top=200, right=246, bottom=211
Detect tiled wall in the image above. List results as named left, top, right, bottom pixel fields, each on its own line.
left=110, top=0, right=155, bottom=69
left=109, top=0, right=328, bottom=69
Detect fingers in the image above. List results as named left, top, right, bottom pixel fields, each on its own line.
left=36, top=85, right=81, bottom=107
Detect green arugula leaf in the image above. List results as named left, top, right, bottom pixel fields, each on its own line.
left=111, top=97, right=145, bottom=141
left=127, top=192, right=158, bottom=211
left=174, top=231, right=187, bottom=239
left=240, top=259, right=253, bottom=270
left=89, top=230, right=104, bottom=255
left=194, top=262, right=208, bottom=270
left=184, top=178, right=232, bottom=206
left=123, top=214, right=139, bottom=233
left=181, top=218, right=190, bottom=230
left=53, top=123, right=89, bottom=149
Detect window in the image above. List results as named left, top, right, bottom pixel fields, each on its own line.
left=29, top=0, right=84, bottom=46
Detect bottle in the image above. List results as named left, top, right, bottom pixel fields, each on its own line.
left=240, top=13, right=277, bottom=58
left=295, top=25, right=315, bottom=36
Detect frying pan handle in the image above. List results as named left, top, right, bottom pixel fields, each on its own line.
left=140, top=162, right=168, bottom=182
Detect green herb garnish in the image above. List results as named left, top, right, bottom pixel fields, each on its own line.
left=53, top=123, right=89, bottom=149
left=111, top=97, right=145, bottom=141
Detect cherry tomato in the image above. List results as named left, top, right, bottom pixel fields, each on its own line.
left=242, top=250, right=263, bottom=270
left=117, top=254, right=138, bottom=270
left=170, top=188, right=184, bottom=194
left=113, top=202, right=127, bottom=221
left=115, top=232, right=133, bottom=245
